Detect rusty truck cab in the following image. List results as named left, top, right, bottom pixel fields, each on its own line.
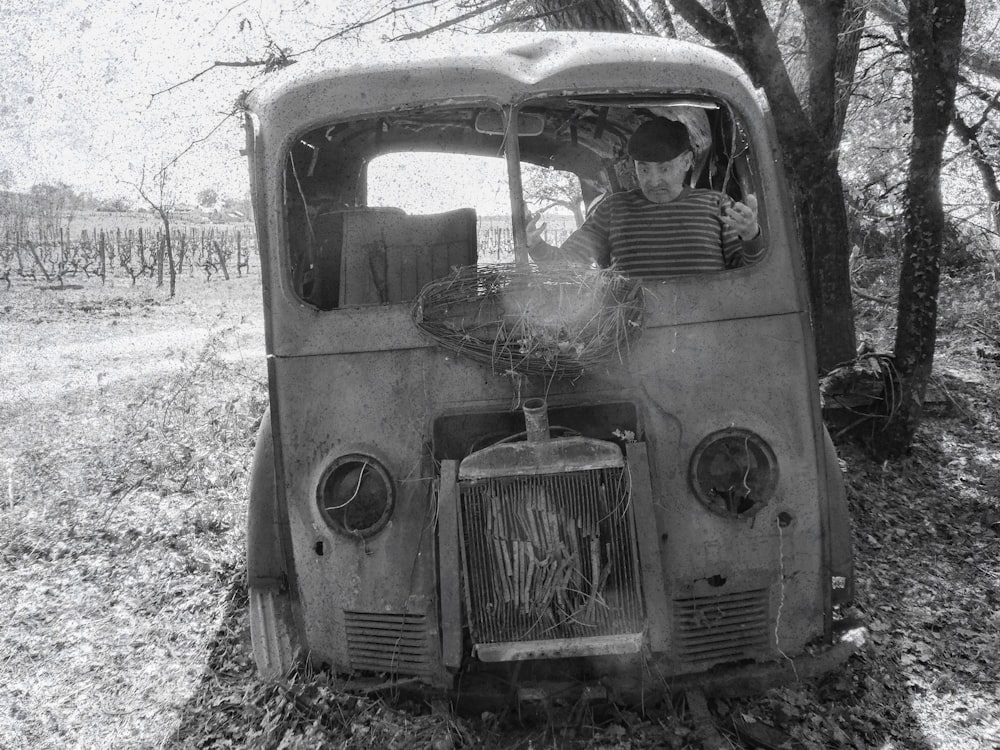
left=244, top=32, right=856, bottom=703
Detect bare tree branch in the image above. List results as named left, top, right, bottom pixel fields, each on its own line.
left=125, top=167, right=171, bottom=220
left=487, top=0, right=633, bottom=33
left=209, top=0, right=253, bottom=34
left=394, top=0, right=508, bottom=39
left=154, top=111, right=241, bottom=183
left=151, top=49, right=294, bottom=99
left=302, top=0, right=439, bottom=50
left=153, top=1, right=438, bottom=100
left=952, top=109, right=1000, bottom=236
left=957, top=76, right=1000, bottom=120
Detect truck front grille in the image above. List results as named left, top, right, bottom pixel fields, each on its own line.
left=458, top=468, right=644, bottom=651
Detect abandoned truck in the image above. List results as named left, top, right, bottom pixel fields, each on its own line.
left=243, top=31, right=858, bottom=703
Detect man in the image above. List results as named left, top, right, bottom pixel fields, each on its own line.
left=527, top=117, right=763, bottom=277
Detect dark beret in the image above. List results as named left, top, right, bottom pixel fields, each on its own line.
left=627, top=117, right=692, bottom=162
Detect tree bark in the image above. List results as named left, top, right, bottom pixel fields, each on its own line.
left=875, top=0, right=965, bottom=458
left=721, top=0, right=858, bottom=371
left=785, top=152, right=857, bottom=371
left=831, top=0, right=868, bottom=143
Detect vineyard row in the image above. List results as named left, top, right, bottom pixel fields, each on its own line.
left=0, top=225, right=258, bottom=287
left=0, top=221, right=578, bottom=289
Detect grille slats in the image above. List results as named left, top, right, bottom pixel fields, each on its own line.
left=344, top=611, right=433, bottom=676
left=676, top=622, right=771, bottom=643
left=459, top=467, right=644, bottom=650
left=673, top=588, right=771, bottom=665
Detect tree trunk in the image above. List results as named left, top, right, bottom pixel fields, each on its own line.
left=786, top=152, right=858, bottom=371
left=721, top=0, right=858, bottom=371
left=831, top=0, right=868, bottom=145
left=875, top=0, right=965, bottom=458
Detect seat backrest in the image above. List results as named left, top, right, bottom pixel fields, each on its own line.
left=340, top=208, right=477, bottom=306
left=301, top=207, right=405, bottom=310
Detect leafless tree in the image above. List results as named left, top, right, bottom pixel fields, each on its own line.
left=129, top=168, right=178, bottom=298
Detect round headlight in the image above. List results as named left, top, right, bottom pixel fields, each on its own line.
left=689, top=428, right=778, bottom=518
left=317, top=454, right=394, bottom=538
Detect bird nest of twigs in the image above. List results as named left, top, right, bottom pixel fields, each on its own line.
left=412, top=264, right=644, bottom=377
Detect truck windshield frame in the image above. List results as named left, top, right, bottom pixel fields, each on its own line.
left=279, top=91, right=763, bottom=312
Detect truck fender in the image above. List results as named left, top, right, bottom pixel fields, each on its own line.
left=247, top=408, right=300, bottom=677
left=822, top=426, right=855, bottom=605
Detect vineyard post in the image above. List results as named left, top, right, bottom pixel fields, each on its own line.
left=138, top=227, right=146, bottom=275
left=177, top=230, right=186, bottom=275
left=212, top=238, right=230, bottom=280
left=123, top=229, right=138, bottom=285
left=75, top=228, right=84, bottom=280
left=156, top=229, right=165, bottom=287
left=235, top=230, right=242, bottom=277
left=98, top=229, right=106, bottom=282
left=14, top=230, right=24, bottom=275
left=25, top=238, right=51, bottom=281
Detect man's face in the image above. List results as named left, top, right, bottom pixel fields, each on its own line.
left=634, top=151, right=693, bottom=203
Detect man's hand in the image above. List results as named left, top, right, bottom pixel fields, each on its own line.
left=722, top=194, right=759, bottom=240
left=526, top=212, right=547, bottom=249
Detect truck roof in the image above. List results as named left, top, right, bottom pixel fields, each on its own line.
left=246, top=32, right=756, bottom=135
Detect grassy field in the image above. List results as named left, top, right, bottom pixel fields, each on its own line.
left=1, top=273, right=266, bottom=749
left=1, top=265, right=999, bottom=749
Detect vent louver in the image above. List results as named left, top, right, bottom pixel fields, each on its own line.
left=344, top=611, right=433, bottom=676
left=673, top=588, right=771, bottom=665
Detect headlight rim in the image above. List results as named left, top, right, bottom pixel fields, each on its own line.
left=688, top=427, right=779, bottom=520
left=316, top=453, right=395, bottom=539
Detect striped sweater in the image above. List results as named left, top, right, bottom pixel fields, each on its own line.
left=532, top=188, right=764, bottom=278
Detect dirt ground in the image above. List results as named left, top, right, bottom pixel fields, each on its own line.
left=2, top=272, right=999, bottom=749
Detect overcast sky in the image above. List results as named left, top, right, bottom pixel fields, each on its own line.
left=0, top=0, right=454, bottom=205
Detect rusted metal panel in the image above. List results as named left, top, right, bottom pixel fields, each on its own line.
left=477, top=633, right=643, bottom=662
left=625, top=442, right=670, bottom=654
left=262, top=253, right=804, bottom=359
left=459, top=436, right=623, bottom=479
left=436, top=461, right=463, bottom=670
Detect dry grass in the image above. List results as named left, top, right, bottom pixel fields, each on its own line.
left=1, top=274, right=265, bottom=749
